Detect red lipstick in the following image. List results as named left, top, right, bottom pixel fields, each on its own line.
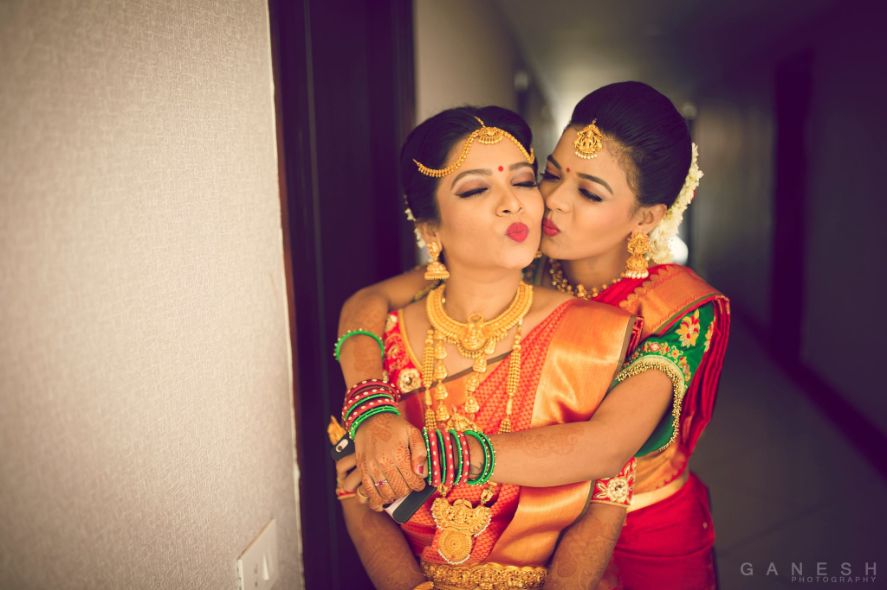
left=542, top=218, right=560, bottom=236
left=506, top=222, right=529, bottom=243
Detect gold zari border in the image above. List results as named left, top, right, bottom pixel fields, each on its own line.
left=422, top=561, right=546, bottom=590
left=615, top=355, right=687, bottom=453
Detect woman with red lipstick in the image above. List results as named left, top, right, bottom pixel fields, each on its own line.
left=338, top=83, right=729, bottom=590
left=335, top=105, right=642, bottom=589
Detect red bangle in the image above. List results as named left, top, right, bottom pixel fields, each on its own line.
left=443, top=427, right=455, bottom=488
left=342, top=380, right=400, bottom=420
left=343, top=397, right=398, bottom=433
left=345, top=379, right=397, bottom=403
left=457, top=430, right=470, bottom=485
left=344, top=380, right=386, bottom=404
left=341, top=387, right=394, bottom=422
left=428, top=428, right=441, bottom=488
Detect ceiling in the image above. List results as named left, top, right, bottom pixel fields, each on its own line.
left=490, top=0, right=840, bottom=124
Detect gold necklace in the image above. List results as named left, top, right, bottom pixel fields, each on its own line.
left=422, top=285, right=528, bottom=566
left=424, top=282, right=532, bottom=427
left=548, top=259, right=622, bottom=300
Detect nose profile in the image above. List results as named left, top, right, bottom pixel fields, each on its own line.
left=544, top=182, right=569, bottom=213
left=497, top=184, right=524, bottom=216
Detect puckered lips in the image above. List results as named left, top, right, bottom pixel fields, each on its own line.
left=542, top=218, right=560, bottom=236
left=506, top=222, right=529, bottom=243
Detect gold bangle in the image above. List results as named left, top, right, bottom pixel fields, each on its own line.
left=412, top=582, right=434, bottom=590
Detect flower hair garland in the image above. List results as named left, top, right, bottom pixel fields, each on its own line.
left=648, top=143, right=703, bottom=264
left=404, top=205, right=427, bottom=249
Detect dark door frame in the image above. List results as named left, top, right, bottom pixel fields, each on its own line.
left=268, top=0, right=415, bottom=586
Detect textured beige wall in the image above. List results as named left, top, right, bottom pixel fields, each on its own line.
left=0, top=1, right=302, bottom=588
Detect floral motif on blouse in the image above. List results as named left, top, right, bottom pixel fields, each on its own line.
left=676, top=309, right=701, bottom=348
left=613, top=303, right=716, bottom=455
left=591, top=458, right=637, bottom=507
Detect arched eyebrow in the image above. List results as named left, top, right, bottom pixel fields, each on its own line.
left=450, top=168, right=490, bottom=188
left=450, top=162, right=533, bottom=187
left=547, top=155, right=613, bottom=195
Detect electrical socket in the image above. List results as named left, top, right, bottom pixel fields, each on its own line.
left=236, top=519, right=279, bottom=590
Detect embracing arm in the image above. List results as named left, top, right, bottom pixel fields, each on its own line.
left=338, top=267, right=429, bottom=387
left=486, top=304, right=715, bottom=485
left=485, top=368, right=673, bottom=485
left=338, top=267, right=432, bottom=508
left=544, top=503, right=625, bottom=589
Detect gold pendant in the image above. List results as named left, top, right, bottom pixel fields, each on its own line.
left=431, top=498, right=491, bottom=565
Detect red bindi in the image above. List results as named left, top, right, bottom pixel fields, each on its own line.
left=498, top=165, right=504, bottom=172
left=566, top=167, right=571, bottom=173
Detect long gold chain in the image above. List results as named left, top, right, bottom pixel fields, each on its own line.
left=423, top=282, right=532, bottom=431
left=548, top=259, right=621, bottom=300
left=421, top=284, right=530, bottom=550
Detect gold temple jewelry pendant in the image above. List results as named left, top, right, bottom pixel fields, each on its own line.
left=431, top=497, right=491, bottom=565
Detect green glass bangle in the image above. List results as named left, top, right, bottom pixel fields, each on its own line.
left=471, top=431, right=494, bottom=486
left=334, top=329, right=385, bottom=362
left=449, top=429, right=463, bottom=485
left=465, top=430, right=491, bottom=486
left=422, top=428, right=433, bottom=485
left=348, top=406, right=399, bottom=439
left=435, top=428, right=447, bottom=487
left=482, top=433, right=496, bottom=484
left=343, top=393, right=396, bottom=421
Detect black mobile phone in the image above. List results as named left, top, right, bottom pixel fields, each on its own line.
left=330, top=433, right=433, bottom=523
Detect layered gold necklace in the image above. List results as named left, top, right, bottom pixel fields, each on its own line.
left=423, top=281, right=532, bottom=432
left=548, top=259, right=622, bottom=300
left=422, top=281, right=532, bottom=565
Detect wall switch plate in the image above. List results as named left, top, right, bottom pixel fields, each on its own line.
left=236, top=519, right=279, bottom=590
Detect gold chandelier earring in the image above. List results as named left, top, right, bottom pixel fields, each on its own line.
left=622, top=232, right=651, bottom=279
left=425, top=240, right=450, bottom=281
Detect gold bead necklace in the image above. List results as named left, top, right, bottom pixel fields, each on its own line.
left=423, top=282, right=532, bottom=432
left=548, top=259, right=622, bottom=300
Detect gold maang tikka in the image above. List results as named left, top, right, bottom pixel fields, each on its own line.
left=413, top=117, right=535, bottom=178
left=574, top=119, right=604, bottom=159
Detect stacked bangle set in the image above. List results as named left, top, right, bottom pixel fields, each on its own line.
left=341, top=379, right=401, bottom=439
left=423, top=427, right=495, bottom=489
left=340, top=380, right=497, bottom=491
left=336, top=330, right=497, bottom=493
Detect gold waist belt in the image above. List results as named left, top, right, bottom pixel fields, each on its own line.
left=627, top=469, right=689, bottom=513
left=422, top=561, right=547, bottom=590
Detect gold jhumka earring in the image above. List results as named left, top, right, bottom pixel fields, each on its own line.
left=622, top=232, right=651, bottom=279
left=424, top=241, right=450, bottom=281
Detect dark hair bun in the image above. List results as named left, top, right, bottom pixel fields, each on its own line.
left=570, top=81, right=690, bottom=207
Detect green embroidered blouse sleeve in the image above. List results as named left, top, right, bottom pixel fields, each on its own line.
left=614, top=302, right=716, bottom=456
